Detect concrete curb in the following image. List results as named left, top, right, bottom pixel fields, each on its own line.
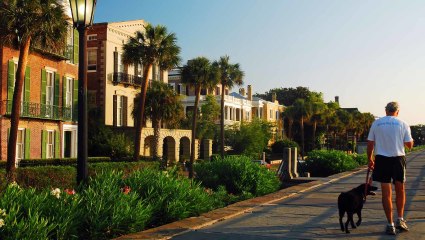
left=115, top=166, right=368, bottom=240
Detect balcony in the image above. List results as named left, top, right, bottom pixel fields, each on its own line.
left=112, top=72, right=142, bottom=87
left=1, top=100, right=74, bottom=121
left=33, top=45, right=74, bottom=61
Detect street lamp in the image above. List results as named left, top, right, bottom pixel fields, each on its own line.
left=69, top=0, right=96, bottom=185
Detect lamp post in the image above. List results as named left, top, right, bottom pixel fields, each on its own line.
left=69, top=0, right=96, bottom=185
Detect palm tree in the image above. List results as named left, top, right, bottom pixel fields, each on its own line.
left=181, top=57, right=220, bottom=178
left=0, top=0, right=68, bottom=182
left=310, top=101, right=327, bottom=149
left=122, top=24, right=181, bottom=161
left=213, top=56, right=244, bottom=158
left=282, top=106, right=296, bottom=140
left=132, top=81, right=183, bottom=168
left=293, top=99, right=312, bottom=157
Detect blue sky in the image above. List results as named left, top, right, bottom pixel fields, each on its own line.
left=95, top=0, right=425, bottom=125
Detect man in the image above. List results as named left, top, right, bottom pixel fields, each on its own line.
left=367, top=102, right=414, bottom=235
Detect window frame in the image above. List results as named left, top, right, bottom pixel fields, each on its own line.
left=46, top=130, right=54, bottom=159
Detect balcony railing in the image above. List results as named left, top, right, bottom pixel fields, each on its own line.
left=1, top=100, right=73, bottom=121
left=112, top=72, right=143, bottom=86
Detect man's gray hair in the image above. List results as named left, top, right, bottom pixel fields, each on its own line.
left=385, top=102, right=399, bottom=113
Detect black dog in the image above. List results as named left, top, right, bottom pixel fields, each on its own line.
left=338, top=183, right=378, bottom=233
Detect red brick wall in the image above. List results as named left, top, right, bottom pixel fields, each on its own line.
left=0, top=45, right=78, bottom=161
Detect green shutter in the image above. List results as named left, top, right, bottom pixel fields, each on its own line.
left=7, top=61, right=15, bottom=113
left=41, top=130, right=47, bottom=159
left=73, top=29, right=79, bottom=64
left=41, top=69, right=47, bottom=104
left=55, top=130, right=60, bottom=158
left=73, top=79, right=78, bottom=121
left=54, top=73, right=60, bottom=106
left=24, top=66, right=31, bottom=102
left=24, top=129, right=31, bottom=159
left=62, top=76, right=67, bottom=107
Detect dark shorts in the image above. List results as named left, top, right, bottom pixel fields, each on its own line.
left=372, top=155, right=406, bottom=184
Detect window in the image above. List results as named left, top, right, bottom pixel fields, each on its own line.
left=65, top=77, right=73, bottom=107
left=113, top=95, right=127, bottom=127
left=46, top=130, right=54, bottom=159
left=87, top=48, right=97, bottom=71
left=16, top=129, right=25, bottom=162
left=87, top=34, right=97, bottom=41
left=117, top=96, right=123, bottom=126
left=46, top=71, right=54, bottom=106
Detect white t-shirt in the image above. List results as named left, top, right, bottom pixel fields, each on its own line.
left=367, top=116, right=413, bottom=157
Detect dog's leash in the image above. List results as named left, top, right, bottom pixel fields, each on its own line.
left=363, top=168, right=372, bottom=203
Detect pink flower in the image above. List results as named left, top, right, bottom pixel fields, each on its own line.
left=121, top=186, right=131, bottom=195
left=64, top=189, right=76, bottom=195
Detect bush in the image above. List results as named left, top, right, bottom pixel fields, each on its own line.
left=124, top=167, right=215, bottom=226
left=0, top=168, right=220, bottom=239
left=271, top=139, right=299, bottom=154
left=194, top=155, right=280, bottom=196
left=304, top=150, right=360, bottom=177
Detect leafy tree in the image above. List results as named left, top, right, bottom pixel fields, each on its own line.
left=181, top=57, right=219, bottom=178
left=88, top=108, right=133, bottom=160
left=213, top=55, right=244, bottom=158
left=226, top=118, right=272, bottom=159
left=122, top=24, right=181, bottom=161
left=255, top=87, right=322, bottom=106
left=282, top=106, right=296, bottom=140
left=132, top=81, right=184, bottom=168
left=310, top=101, right=327, bottom=149
left=198, top=94, right=220, bottom=140
left=0, top=0, right=69, bottom=182
left=411, top=125, right=425, bottom=145
left=293, top=99, right=312, bottom=157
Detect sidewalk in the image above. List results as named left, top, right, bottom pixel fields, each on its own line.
left=117, top=150, right=425, bottom=240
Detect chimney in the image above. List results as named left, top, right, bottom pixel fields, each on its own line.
left=247, top=85, right=252, bottom=101
left=272, top=92, right=277, bottom=102
left=239, top=87, right=245, bottom=96
left=335, top=96, right=339, bottom=104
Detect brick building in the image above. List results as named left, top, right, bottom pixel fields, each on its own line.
left=0, top=26, right=79, bottom=164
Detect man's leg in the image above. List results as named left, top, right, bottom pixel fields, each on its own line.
left=395, top=181, right=405, bottom=218
left=381, top=183, right=393, bottom=224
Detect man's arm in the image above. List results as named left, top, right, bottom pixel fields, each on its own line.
left=405, top=141, right=414, bottom=150
left=367, top=140, right=375, bottom=170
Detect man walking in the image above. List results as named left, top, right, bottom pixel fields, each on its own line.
left=367, top=102, right=414, bottom=235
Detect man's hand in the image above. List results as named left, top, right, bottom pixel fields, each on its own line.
left=368, top=159, right=374, bottom=170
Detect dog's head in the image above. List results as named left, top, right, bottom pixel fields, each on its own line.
left=358, top=183, right=378, bottom=196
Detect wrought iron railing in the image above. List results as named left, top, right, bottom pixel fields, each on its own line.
left=1, top=100, right=73, bottom=121
left=112, top=72, right=143, bottom=86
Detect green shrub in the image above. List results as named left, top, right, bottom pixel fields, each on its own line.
left=304, top=150, right=360, bottom=177
left=352, top=153, right=368, bottom=165
left=79, top=171, right=152, bottom=239
left=194, top=155, right=280, bottom=196
left=124, top=167, right=215, bottom=226
left=271, top=139, right=299, bottom=154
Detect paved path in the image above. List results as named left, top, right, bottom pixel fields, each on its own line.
left=118, top=150, right=425, bottom=240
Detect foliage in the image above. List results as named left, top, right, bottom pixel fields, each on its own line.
left=271, top=139, right=300, bottom=154
left=197, top=94, right=220, bottom=140
left=411, top=124, right=425, bottom=146
left=254, top=87, right=323, bottom=107
left=88, top=110, right=133, bottom=161
left=225, top=118, right=273, bottom=159
left=304, top=150, right=360, bottom=177
left=194, top=155, right=280, bottom=196
left=124, top=168, right=215, bottom=226
left=0, top=162, right=159, bottom=191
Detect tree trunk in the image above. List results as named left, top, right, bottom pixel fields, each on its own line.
left=300, top=117, right=305, bottom=158
left=133, top=65, right=152, bottom=161
left=312, top=121, right=317, bottom=150
left=152, top=118, right=163, bottom=168
left=189, top=86, right=201, bottom=178
left=7, top=38, right=31, bottom=183
left=220, top=83, right=225, bottom=158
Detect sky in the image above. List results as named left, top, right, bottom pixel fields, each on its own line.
left=94, top=0, right=425, bottom=125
